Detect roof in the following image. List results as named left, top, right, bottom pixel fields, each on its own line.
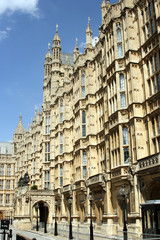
left=61, top=53, right=74, bottom=66
left=14, top=115, right=25, bottom=135
left=0, top=142, right=12, bottom=154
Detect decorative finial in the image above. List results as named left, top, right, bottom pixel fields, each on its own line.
left=65, top=55, right=69, bottom=64
left=48, top=43, right=50, bottom=51
left=88, top=17, right=90, bottom=24
left=56, top=24, right=59, bottom=32
left=20, top=113, right=22, bottom=122
left=76, top=38, right=78, bottom=46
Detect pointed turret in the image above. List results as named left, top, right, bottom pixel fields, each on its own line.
left=14, top=114, right=25, bottom=136
left=101, top=0, right=107, bottom=21
left=44, top=43, right=52, bottom=77
left=74, top=38, right=79, bottom=62
left=13, top=114, right=25, bottom=154
left=52, top=25, right=61, bottom=66
left=86, top=17, right=92, bottom=49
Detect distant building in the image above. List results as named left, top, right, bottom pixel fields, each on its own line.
left=3, top=0, right=160, bottom=237
left=0, top=142, right=14, bottom=221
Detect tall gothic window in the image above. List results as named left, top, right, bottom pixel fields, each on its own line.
left=60, top=99, right=63, bottom=123
left=116, top=23, right=123, bottom=58
left=81, top=72, right=85, bottom=98
left=0, top=180, right=3, bottom=190
left=123, top=127, right=129, bottom=145
left=120, top=74, right=125, bottom=90
left=0, top=165, right=4, bottom=176
left=120, top=93, right=126, bottom=108
left=82, top=150, right=87, bottom=179
left=45, top=115, right=50, bottom=134
left=0, top=195, right=3, bottom=204
left=44, top=171, right=50, bottom=189
left=60, top=165, right=63, bottom=187
left=27, top=147, right=29, bottom=161
left=6, top=194, right=10, bottom=204
left=123, top=127, right=129, bottom=163
left=60, top=133, right=63, bottom=154
left=82, top=111, right=86, bottom=137
left=32, top=159, right=35, bottom=174
left=45, top=142, right=50, bottom=161
left=34, top=137, right=36, bottom=152
left=6, top=180, right=10, bottom=190
left=7, top=165, right=11, bottom=176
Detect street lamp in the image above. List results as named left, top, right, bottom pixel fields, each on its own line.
left=68, top=196, right=73, bottom=240
left=54, top=200, right=58, bottom=236
left=119, top=185, right=128, bottom=240
left=44, top=202, right=48, bottom=233
left=89, top=190, right=94, bottom=240
left=35, top=203, right=39, bottom=231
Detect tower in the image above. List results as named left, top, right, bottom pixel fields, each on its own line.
left=73, top=38, right=79, bottom=62
left=43, top=43, right=52, bottom=101
left=13, top=114, right=25, bottom=155
left=51, top=25, right=62, bottom=96
left=85, top=17, right=92, bottom=49
left=52, top=25, right=61, bottom=69
left=101, top=0, right=107, bottom=22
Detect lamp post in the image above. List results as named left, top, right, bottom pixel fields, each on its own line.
left=35, top=203, right=39, bottom=231
left=68, top=196, right=73, bottom=240
left=119, top=185, right=128, bottom=240
left=89, top=191, right=94, bottom=240
left=44, top=202, right=48, bottom=233
left=54, top=200, right=58, bottom=236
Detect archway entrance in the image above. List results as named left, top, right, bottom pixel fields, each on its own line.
left=141, top=182, right=160, bottom=238
left=34, top=201, right=49, bottom=232
left=39, top=202, right=48, bottom=224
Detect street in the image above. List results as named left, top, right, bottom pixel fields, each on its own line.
left=9, top=227, right=57, bottom=240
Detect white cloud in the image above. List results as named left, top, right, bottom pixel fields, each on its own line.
left=0, top=0, right=40, bottom=18
left=92, top=36, right=98, bottom=47
left=0, top=30, right=7, bottom=41
left=79, top=41, right=86, bottom=50
left=79, top=36, right=99, bottom=52
left=0, top=26, right=12, bottom=41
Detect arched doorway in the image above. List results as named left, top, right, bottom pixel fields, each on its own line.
left=34, top=201, right=49, bottom=232
left=141, top=181, right=160, bottom=238
left=39, top=201, right=49, bottom=224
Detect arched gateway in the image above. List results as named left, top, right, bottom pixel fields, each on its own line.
left=33, top=201, right=49, bottom=231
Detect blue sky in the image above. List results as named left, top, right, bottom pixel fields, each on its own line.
left=0, top=0, right=118, bottom=142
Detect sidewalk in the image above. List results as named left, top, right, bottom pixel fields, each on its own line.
left=28, top=229, right=69, bottom=240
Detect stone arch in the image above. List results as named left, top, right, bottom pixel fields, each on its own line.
left=33, top=201, right=49, bottom=225
left=143, top=180, right=160, bottom=201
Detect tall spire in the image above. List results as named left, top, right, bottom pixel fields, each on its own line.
left=86, top=17, right=92, bottom=49
left=52, top=25, right=61, bottom=65
left=14, top=114, right=25, bottom=135
left=101, top=0, right=107, bottom=21
left=74, top=38, right=79, bottom=62
left=44, top=43, right=52, bottom=78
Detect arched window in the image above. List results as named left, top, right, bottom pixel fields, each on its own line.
left=123, top=127, right=129, bottom=163
left=82, top=111, right=86, bottom=137
left=120, top=74, right=125, bottom=90
left=116, top=23, right=123, bottom=58
left=82, top=150, right=87, bottom=179
left=60, top=133, right=63, bottom=154
left=123, top=127, right=128, bottom=145
left=81, top=72, right=85, bottom=98
left=117, top=28, right=122, bottom=42
left=60, top=99, right=63, bottom=123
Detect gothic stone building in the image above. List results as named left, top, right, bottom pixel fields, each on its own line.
left=10, top=0, right=160, bottom=237
left=0, top=142, right=14, bottom=221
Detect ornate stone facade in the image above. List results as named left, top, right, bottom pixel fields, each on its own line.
left=5, top=0, right=160, bottom=237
